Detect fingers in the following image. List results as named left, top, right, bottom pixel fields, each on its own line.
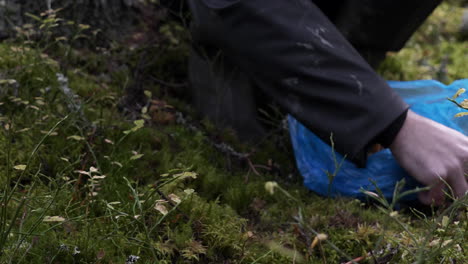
left=454, top=179, right=468, bottom=198
left=418, top=181, right=445, bottom=206
left=418, top=168, right=468, bottom=206
left=447, top=168, right=468, bottom=200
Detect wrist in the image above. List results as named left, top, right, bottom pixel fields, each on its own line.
left=390, top=110, right=413, bottom=150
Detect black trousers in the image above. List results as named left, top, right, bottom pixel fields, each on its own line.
left=188, top=0, right=440, bottom=162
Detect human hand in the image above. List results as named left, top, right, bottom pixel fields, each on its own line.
left=390, top=110, right=468, bottom=205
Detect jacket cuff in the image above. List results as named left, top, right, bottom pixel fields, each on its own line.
left=351, top=107, right=409, bottom=167
left=375, top=108, right=409, bottom=148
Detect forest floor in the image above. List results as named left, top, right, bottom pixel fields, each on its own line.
left=0, top=2, right=467, bottom=264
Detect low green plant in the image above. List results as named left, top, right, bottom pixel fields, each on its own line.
left=0, top=2, right=466, bottom=263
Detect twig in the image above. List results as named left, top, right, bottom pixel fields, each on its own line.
left=174, top=111, right=289, bottom=181
left=246, top=158, right=261, bottom=176
left=149, top=75, right=187, bottom=88
left=342, top=255, right=366, bottom=264
left=253, top=165, right=272, bottom=170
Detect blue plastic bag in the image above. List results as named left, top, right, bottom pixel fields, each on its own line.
left=288, top=79, right=468, bottom=200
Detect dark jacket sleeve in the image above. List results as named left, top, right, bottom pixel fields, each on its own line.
left=191, top=0, right=409, bottom=161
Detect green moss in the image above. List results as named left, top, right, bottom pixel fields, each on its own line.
left=0, top=3, right=467, bottom=263
left=379, top=3, right=468, bottom=83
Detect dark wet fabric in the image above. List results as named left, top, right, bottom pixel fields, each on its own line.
left=377, top=109, right=408, bottom=148
left=200, top=0, right=441, bottom=53
left=201, top=0, right=240, bottom=9
left=189, top=0, right=439, bottom=162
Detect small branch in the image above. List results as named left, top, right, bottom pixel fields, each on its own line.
left=253, top=165, right=272, bottom=171
left=149, top=75, right=187, bottom=88
left=246, top=158, right=261, bottom=176
left=342, top=255, right=366, bottom=264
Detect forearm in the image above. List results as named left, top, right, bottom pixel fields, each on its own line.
left=193, top=0, right=409, bottom=161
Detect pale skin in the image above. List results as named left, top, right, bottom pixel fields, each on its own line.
left=390, top=110, right=468, bottom=205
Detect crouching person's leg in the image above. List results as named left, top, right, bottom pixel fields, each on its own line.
left=187, top=0, right=266, bottom=141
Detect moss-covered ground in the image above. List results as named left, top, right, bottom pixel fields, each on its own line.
left=0, top=3, right=467, bottom=264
